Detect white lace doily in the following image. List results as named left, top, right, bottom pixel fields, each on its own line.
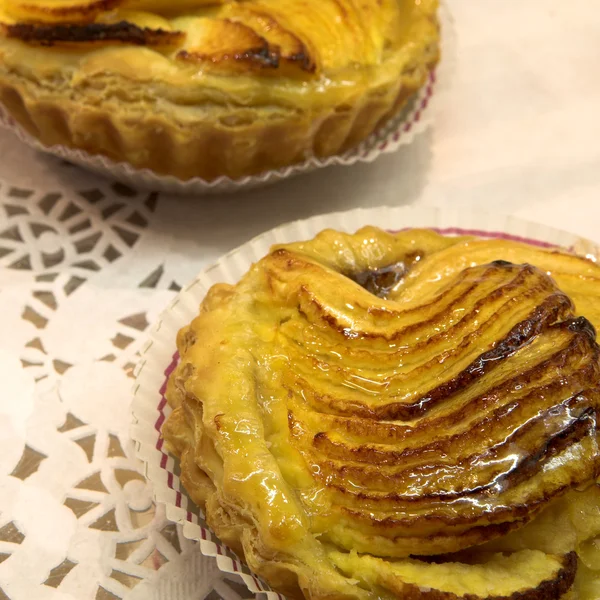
left=0, top=178, right=252, bottom=600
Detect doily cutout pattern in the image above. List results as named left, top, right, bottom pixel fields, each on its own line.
left=0, top=180, right=250, bottom=600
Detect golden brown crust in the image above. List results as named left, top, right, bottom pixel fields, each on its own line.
left=161, top=228, right=600, bottom=599
left=0, top=74, right=423, bottom=179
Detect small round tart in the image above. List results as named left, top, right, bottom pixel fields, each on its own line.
left=0, top=0, right=439, bottom=181
left=160, top=225, right=600, bottom=600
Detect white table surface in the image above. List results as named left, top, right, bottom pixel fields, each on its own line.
left=0, top=1, right=599, bottom=599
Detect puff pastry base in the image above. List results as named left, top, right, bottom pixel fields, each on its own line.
left=0, top=73, right=427, bottom=180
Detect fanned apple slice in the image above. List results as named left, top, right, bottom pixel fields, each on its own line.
left=0, top=0, right=123, bottom=24
left=329, top=549, right=577, bottom=600
left=219, top=3, right=317, bottom=76
left=175, top=18, right=279, bottom=74
left=0, top=7, right=184, bottom=48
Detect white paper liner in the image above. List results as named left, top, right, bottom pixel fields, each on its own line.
left=0, top=2, right=455, bottom=196
left=131, top=205, right=599, bottom=599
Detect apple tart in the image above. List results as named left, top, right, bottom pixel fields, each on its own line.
left=162, top=227, right=600, bottom=599
left=0, top=0, right=439, bottom=181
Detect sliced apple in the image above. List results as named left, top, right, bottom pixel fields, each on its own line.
left=329, top=549, right=577, bottom=600
left=1, top=0, right=123, bottom=24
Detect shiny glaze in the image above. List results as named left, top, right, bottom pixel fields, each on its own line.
left=163, top=227, right=600, bottom=600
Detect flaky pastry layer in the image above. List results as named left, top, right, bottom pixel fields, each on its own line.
left=0, top=0, right=439, bottom=180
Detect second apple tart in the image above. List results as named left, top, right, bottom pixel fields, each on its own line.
left=0, top=0, right=439, bottom=181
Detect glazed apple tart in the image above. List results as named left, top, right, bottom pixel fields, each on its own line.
left=163, top=227, right=600, bottom=599
left=0, top=0, right=438, bottom=181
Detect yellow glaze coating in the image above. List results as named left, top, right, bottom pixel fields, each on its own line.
left=163, top=228, right=600, bottom=599
left=0, top=0, right=438, bottom=180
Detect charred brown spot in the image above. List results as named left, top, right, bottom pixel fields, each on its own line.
left=214, top=413, right=225, bottom=431
left=346, top=252, right=422, bottom=298
left=567, top=315, right=597, bottom=339
left=347, top=261, right=407, bottom=298
left=177, top=46, right=279, bottom=69
left=3, top=21, right=184, bottom=47
left=284, top=50, right=316, bottom=73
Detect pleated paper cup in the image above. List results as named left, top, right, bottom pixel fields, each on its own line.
left=131, top=205, right=599, bottom=598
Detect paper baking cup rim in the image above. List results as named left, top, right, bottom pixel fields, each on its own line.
left=131, top=205, right=599, bottom=599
